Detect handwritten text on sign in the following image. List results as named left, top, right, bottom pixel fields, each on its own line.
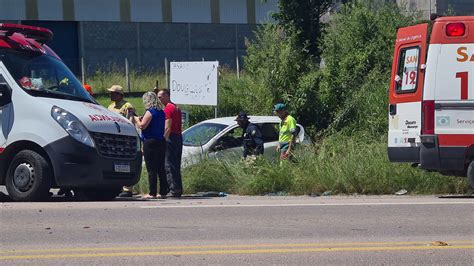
left=170, top=61, right=218, bottom=106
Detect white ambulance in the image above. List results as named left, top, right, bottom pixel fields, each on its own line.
left=0, top=24, right=142, bottom=201
left=388, top=16, right=474, bottom=188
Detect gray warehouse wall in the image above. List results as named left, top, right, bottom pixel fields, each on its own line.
left=437, top=0, right=474, bottom=16
left=81, top=22, right=257, bottom=75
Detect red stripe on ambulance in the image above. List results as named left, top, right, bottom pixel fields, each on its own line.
left=438, top=134, right=474, bottom=147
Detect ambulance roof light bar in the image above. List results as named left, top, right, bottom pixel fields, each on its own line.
left=446, top=22, right=466, bottom=37
left=0, top=23, right=53, bottom=44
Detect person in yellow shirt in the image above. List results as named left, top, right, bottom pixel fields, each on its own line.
left=107, top=85, right=136, bottom=197
left=107, top=85, right=134, bottom=117
left=273, top=103, right=298, bottom=160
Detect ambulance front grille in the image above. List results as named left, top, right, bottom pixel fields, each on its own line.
left=91, top=132, right=137, bottom=159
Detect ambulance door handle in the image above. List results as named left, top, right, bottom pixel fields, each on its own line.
left=389, top=104, right=397, bottom=116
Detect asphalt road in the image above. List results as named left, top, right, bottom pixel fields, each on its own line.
left=0, top=193, right=473, bottom=265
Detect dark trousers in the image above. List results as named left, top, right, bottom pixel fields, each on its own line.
left=165, top=133, right=183, bottom=196
left=143, top=138, right=168, bottom=196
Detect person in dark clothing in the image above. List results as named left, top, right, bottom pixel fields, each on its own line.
left=235, top=112, right=264, bottom=159
left=131, top=91, right=168, bottom=199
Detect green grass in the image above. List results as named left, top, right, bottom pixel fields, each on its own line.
left=178, top=135, right=472, bottom=196
left=129, top=135, right=471, bottom=196
left=86, top=71, right=167, bottom=94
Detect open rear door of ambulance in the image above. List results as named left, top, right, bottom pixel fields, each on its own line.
left=388, top=23, right=428, bottom=162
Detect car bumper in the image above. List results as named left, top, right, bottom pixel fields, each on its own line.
left=420, top=134, right=466, bottom=175
left=44, top=135, right=142, bottom=188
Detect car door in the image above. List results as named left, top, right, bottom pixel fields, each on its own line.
left=0, top=72, right=13, bottom=149
left=388, top=23, right=428, bottom=162
left=258, top=122, right=280, bottom=161
left=208, top=126, right=244, bottom=161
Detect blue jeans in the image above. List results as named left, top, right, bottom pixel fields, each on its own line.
left=165, top=133, right=183, bottom=196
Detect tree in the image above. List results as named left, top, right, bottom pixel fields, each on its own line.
left=272, top=0, right=335, bottom=60
left=318, top=1, right=414, bottom=137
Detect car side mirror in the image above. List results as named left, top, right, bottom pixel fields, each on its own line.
left=0, top=83, right=12, bottom=107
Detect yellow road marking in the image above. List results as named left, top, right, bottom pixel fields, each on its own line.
left=1, top=240, right=472, bottom=254
left=0, top=245, right=473, bottom=260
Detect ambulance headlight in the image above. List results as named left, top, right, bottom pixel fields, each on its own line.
left=51, top=106, right=95, bottom=147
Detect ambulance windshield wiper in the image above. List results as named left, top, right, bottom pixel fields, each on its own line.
left=26, top=89, right=95, bottom=103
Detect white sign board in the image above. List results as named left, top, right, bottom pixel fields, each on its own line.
left=170, top=61, right=218, bottom=106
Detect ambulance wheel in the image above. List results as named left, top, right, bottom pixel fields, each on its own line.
left=468, top=161, right=474, bottom=189
left=5, top=150, right=52, bottom=202
left=74, top=188, right=121, bottom=201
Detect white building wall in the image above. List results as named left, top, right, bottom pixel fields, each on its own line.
left=131, top=0, right=163, bottom=22
left=0, top=0, right=26, bottom=20
left=74, top=0, right=121, bottom=21
left=220, top=0, right=247, bottom=24
left=38, top=0, right=63, bottom=21
left=172, top=0, right=211, bottom=23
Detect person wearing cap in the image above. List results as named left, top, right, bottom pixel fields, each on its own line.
left=235, top=112, right=264, bottom=159
left=107, top=85, right=135, bottom=118
left=107, top=85, right=136, bottom=197
left=273, top=103, right=298, bottom=160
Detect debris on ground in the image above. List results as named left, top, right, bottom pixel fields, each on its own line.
left=431, top=241, right=449, bottom=246
left=265, top=191, right=288, bottom=196
left=322, top=191, right=332, bottom=196
left=196, top=192, right=227, bottom=197
left=395, top=189, right=408, bottom=195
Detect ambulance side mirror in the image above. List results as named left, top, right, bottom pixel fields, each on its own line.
left=0, top=83, right=12, bottom=107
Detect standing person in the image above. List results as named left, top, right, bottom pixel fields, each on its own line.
left=235, top=112, right=264, bottom=159
left=108, top=85, right=134, bottom=118
left=107, top=85, right=136, bottom=198
left=273, top=103, right=298, bottom=160
left=130, top=92, right=168, bottom=199
left=157, top=89, right=183, bottom=197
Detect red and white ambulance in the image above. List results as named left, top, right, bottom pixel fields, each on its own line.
left=0, top=24, right=142, bottom=201
left=388, top=16, right=474, bottom=188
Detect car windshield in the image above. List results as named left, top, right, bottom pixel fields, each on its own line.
left=183, top=123, right=227, bottom=146
left=1, top=49, right=95, bottom=103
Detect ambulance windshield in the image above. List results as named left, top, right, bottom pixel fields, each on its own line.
left=1, top=49, right=95, bottom=103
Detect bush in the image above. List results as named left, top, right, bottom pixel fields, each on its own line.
left=318, top=1, right=415, bottom=138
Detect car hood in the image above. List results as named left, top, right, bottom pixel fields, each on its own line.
left=39, top=98, right=138, bottom=136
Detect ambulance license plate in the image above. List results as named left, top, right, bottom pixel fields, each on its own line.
left=114, top=163, right=130, bottom=173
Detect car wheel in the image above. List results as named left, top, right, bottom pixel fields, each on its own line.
left=5, top=150, right=52, bottom=201
left=75, top=188, right=121, bottom=201
left=468, top=160, right=474, bottom=189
